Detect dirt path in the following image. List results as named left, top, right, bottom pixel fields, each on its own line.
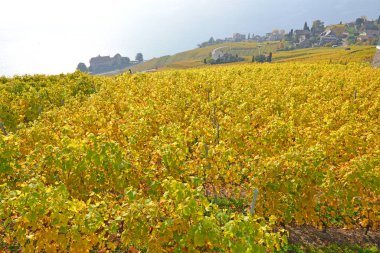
left=287, top=225, right=380, bottom=248
left=373, top=49, right=380, bottom=67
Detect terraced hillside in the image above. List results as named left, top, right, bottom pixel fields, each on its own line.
left=130, top=41, right=280, bottom=72
left=98, top=44, right=377, bottom=75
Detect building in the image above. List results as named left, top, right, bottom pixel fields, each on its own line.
left=89, top=54, right=131, bottom=74
left=342, top=32, right=350, bottom=38
left=366, top=30, right=380, bottom=39
left=357, top=35, right=369, bottom=42
left=294, top=30, right=311, bottom=43
left=268, top=34, right=284, bottom=41
left=232, top=33, right=246, bottom=42
left=319, top=30, right=340, bottom=46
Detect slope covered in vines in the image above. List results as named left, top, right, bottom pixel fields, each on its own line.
left=1, top=62, right=380, bottom=252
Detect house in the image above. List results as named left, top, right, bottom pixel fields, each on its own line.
left=357, top=35, right=369, bottom=42
left=328, top=25, right=346, bottom=38
left=267, top=33, right=284, bottom=41
left=251, top=35, right=265, bottom=42
left=89, top=54, right=132, bottom=74
left=90, top=55, right=113, bottom=68
left=233, top=33, right=246, bottom=42
left=319, top=30, right=340, bottom=45
left=320, top=34, right=340, bottom=45
left=342, top=32, right=350, bottom=38
left=294, top=30, right=311, bottom=43
left=366, top=30, right=380, bottom=39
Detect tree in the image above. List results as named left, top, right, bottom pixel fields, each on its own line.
left=76, top=63, right=88, bottom=72
left=124, top=57, right=131, bottom=64
left=356, top=18, right=364, bottom=28
left=304, top=22, right=310, bottom=31
left=208, top=37, right=215, bottom=44
left=267, top=52, right=273, bottom=62
left=378, top=15, right=380, bottom=24
left=311, top=20, right=325, bottom=36
left=254, top=55, right=266, bottom=63
left=135, top=53, right=144, bottom=62
left=285, top=29, right=294, bottom=41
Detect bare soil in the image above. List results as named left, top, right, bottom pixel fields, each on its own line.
left=287, top=225, right=380, bottom=248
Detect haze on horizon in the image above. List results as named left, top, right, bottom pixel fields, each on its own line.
left=0, top=0, right=379, bottom=76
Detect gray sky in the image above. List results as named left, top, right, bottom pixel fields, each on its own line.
left=0, top=0, right=379, bottom=76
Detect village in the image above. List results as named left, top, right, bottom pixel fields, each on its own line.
left=78, top=16, right=380, bottom=74
left=198, top=16, right=380, bottom=50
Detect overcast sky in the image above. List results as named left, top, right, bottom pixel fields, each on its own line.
left=0, top=0, right=379, bottom=76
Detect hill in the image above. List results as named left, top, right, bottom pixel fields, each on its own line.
left=274, top=45, right=376, bottom=63
left=128, top=44, right=376, bottom=73
left=130, top=41, right=280, bottom=72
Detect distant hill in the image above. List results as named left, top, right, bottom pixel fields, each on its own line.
left=127, top=43, right=375, bottom=73
left=93, top=43, right=376, bottom=76
left=130, top=42, right=280, bottom=72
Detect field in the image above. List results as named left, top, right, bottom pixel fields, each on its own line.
left=1, top=62, right=380, bottom=252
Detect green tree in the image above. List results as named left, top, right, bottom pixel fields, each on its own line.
left=208, top=37, right=215, bottom=44
left=304, top=22, right=310, bottom=31
left=355, top=18, right=364, bottom=28
left=311, top=20, right=325, bottom=36
left=285, top=29, right=294, bottom=41
left=135, top=53, right=144, bottom=62
left=267, top=52, right=273, bottom=62
left=76, top=63, right=88, bottom=72
left=255, top=55, right=266, bottom=63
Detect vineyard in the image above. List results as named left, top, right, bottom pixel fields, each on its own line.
left=1, top=62, right=380, bottom=252
left=130, top=45, right=375, bottom=72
